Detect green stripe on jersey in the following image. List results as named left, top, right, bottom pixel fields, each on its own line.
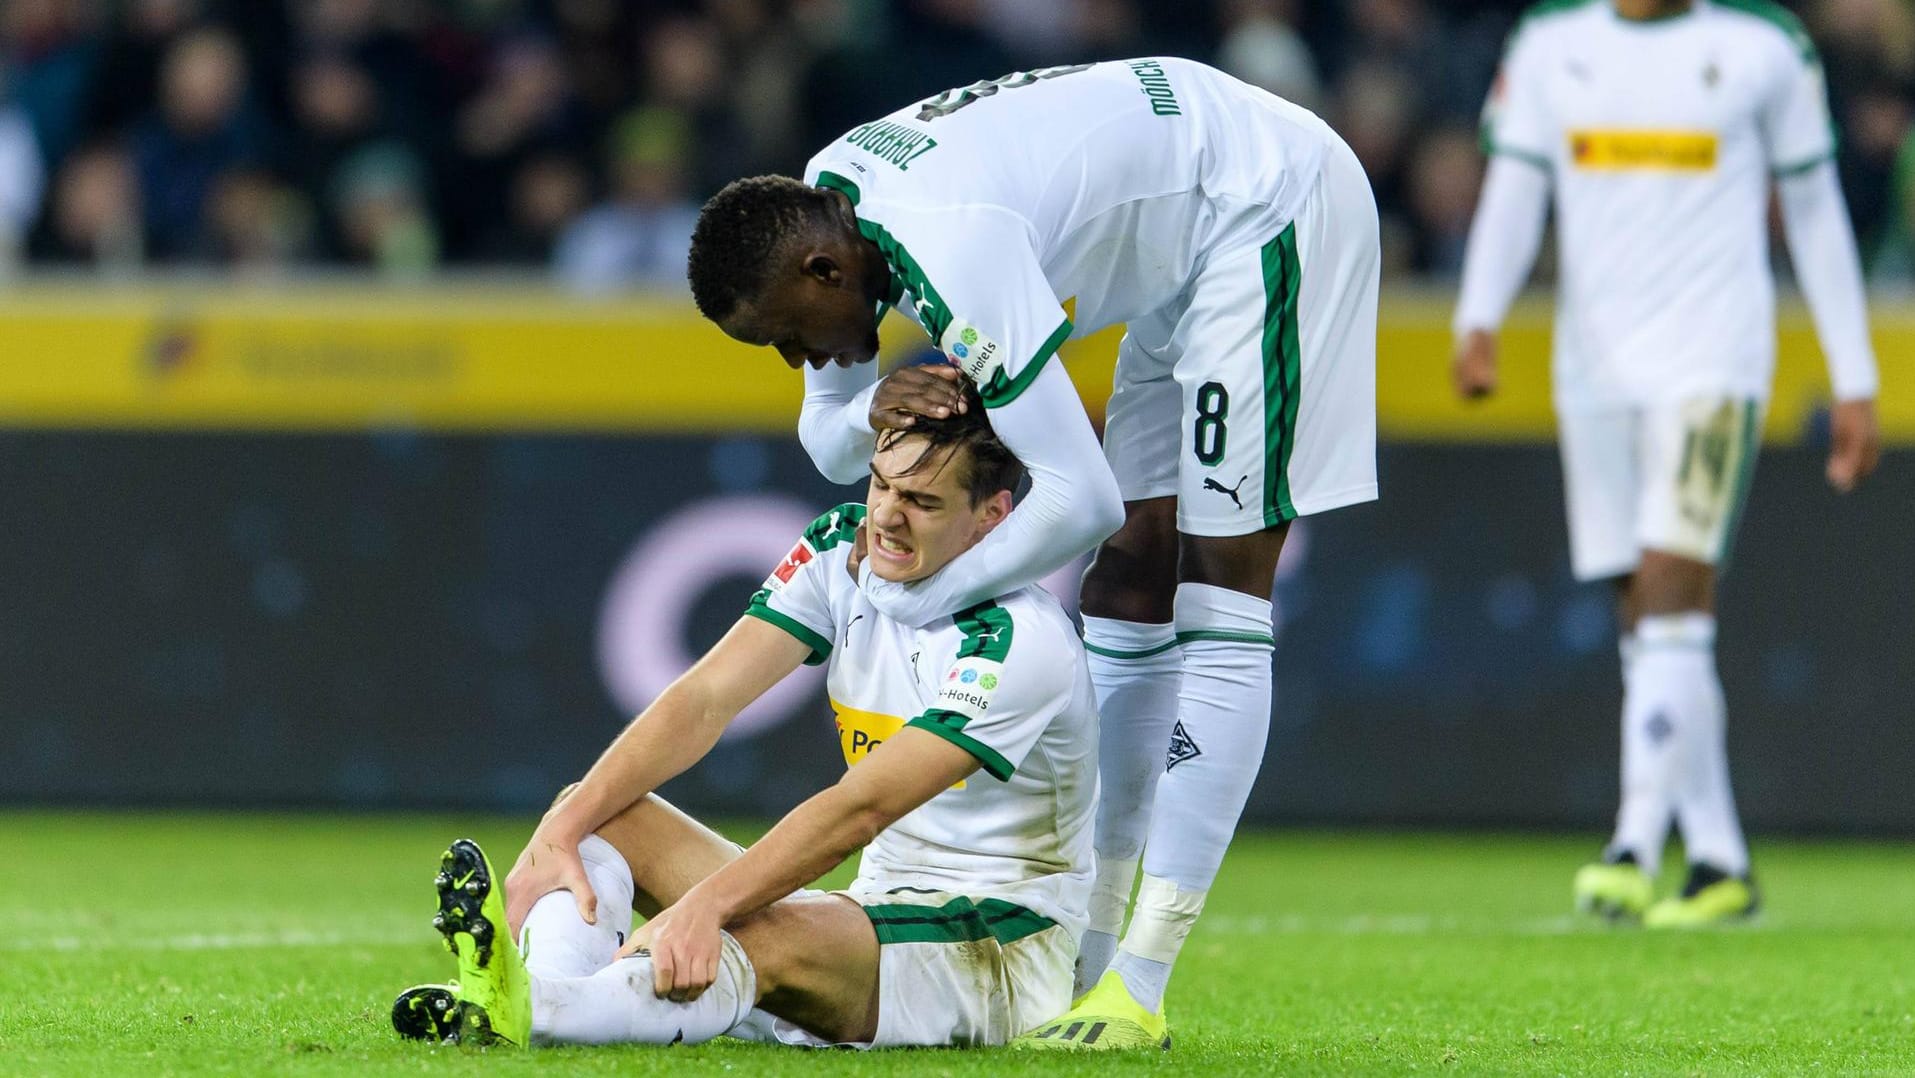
left=1259, top=223, right=1303, bottom=526
left=815, top=170, right=861, bottom=206
left=953, top=600, right=1014, bottom=662
left=863, top=895, right=1055, bottom=946
left=907, top=710, right=1015, bottom=780
left=979, top=317, right=1073, bottom=408
left=802, top=502, right=866, bottom=553
left=744, top=591, right=832, bottom=665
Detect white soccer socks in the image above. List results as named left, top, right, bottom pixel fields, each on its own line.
left=1612, top=614, right=1749, bottom=877
left=1116, top=583, right=1275, bottom=1011
left=1650, top=614, right=1750, bottom=876
left=1111, top=875, right=1205, bottom=1012
left=1077, top=616, right=1180, bottom=993
left=530, top=931, right=758, bottom=1045
left=1141, top=584, right=1274, bottom=891
left=519, top=834, right=637, bottom=979
left=1609, top=630, right=1674, bottom=871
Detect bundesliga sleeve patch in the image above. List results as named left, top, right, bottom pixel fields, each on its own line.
left=938, top=319, right=1005, bottom=387
left=933, top=659, right=1002, bottom=721
left=764, top=539, right=815, bottom=592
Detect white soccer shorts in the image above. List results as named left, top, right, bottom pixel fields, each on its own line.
left=1102, top=134, right=1379, bottom=536
left=726, top=887, right=1075, bottom=1049
left=1557, top=396, right=1764, bottom=581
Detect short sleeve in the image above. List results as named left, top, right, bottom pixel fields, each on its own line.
left=1480, top=28, right=1553, bottom=172
left=825, top=185, right=1073, bottom=410
left=905, top=600, right=1071, bottom=781
left=743, top=503, right=863, bottom=666
left=1763, top=37, right=1836, bottom=175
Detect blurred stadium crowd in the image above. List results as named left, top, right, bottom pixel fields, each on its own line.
left=1, top=0, right=1912, bottom=289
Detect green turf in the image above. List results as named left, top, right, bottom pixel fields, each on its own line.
left=3, top=813, right=1913, bottom=1075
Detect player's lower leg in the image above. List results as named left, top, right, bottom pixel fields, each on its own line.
left=528, top=933, right=759, bottom=1045
left=1022, top=582, right=1273, bottom=1050
left=1119, top=583, right=1271, bottom=1007
left=1076, top=615, right=1180, bottom=995
left=1577, top=630, right=1666, bottom=921
left=1643, top=610, right=1756, bottom=927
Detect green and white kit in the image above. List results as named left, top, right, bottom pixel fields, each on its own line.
left=799, top=58, right=1379, bottom=621
left=739, top=503, right=1098, bottom=1046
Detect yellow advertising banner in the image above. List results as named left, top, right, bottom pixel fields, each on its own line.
left=0, top=285, right=1905, bottom=443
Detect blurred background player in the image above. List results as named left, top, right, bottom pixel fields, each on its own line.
left=685, top=55, right=1378, bottom=1046
left=395, top=384, right=1101, bottom=1050
left=1452, top=0, right=1882, bottom=925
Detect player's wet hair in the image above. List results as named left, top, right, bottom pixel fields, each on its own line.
left=876, top=375, right=1024, bottom=506
left=687, top=175, right=832, bottom=322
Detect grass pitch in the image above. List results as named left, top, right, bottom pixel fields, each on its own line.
left=3, top=813, right=1912, bottom=1076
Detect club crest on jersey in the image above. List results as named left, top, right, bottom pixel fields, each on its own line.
left=939, top=319, right=1004, bottom=385
left=767, top=539, right=816, bottom=590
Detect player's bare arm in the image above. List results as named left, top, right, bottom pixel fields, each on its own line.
left=503, top=619, right=811, bottom=934
left=620, top=727, right=980, bottom=1000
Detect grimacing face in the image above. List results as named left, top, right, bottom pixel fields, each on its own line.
left=864, top=435, right=1011, bottom=583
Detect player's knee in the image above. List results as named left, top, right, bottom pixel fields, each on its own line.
left=1633, top=550, right=1715, bottom=615
left=1080, top=501, right=1178, bottom=621
left=1177, top=526, right=1287, bottom=597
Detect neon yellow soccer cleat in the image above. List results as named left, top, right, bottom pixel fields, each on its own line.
left=425, top=838, right=531, bottom=1046
left=1012, top=971, right=1170, bottom=1051
left=1573, top=857, right=1655, bottom=922
left=1644, top=865, right=1759, bottom=929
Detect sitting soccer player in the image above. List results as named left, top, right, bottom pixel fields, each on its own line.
left=391, top=380, right=1099, bottom=1050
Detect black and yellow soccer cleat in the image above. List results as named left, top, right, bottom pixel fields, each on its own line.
left=1011, top=971, right=1170, bottom=1051
left=391, top=984, right=465, bottom=1042
left=1644, top=864, right=1759, bottom=928
left=428, top=839, right=532, bottom=1046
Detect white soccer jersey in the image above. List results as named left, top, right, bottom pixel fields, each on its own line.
left=801, top=56, right=1339, bottom=406
left=743, top=503, right=1099, bottom=940
left=1480, top=0, right=1837, bottom=410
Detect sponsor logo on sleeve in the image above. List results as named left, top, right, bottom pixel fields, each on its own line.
left=765, top=539, right=816, bottom=591
left=935, top=659, right=1002, bottom=720
left=939, top=319, right=1004, bottom=386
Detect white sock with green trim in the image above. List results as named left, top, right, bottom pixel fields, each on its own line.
left=1608, top=631, right=1674, bottom=872
left=1077, top=616, right=1180, bottom=994
left=529, top=930, right=756, bottom=1045
left=1114, top=584, right=1272, bottom=1008
left=1139, top=583, right=1273, bottom=891
left=518, top=834, right=636, bottom=978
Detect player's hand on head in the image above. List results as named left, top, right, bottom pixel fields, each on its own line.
left=1826, top=398, right=1880, bottom=494
left=619, top=897, right=724, bottom=1002
left=869, top=362, right=967, bottom=430
left=503, top=830, right=599, bottom=938
left=1453, top=329, right=1499, bottom=401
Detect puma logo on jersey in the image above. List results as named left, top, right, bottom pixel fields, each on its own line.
left=844, top=613, right=866, bottom=646
left=1203, top=474, right=1249, bottom=510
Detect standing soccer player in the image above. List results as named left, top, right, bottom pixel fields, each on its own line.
left=1454, top=0, right=1881, bottom=925
left=687, top=58, right=1379, bottom=1045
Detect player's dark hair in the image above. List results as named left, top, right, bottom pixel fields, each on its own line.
left=687, top=175, right=831, bottom=322
left=876, top=376, right=1024, bottom=506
